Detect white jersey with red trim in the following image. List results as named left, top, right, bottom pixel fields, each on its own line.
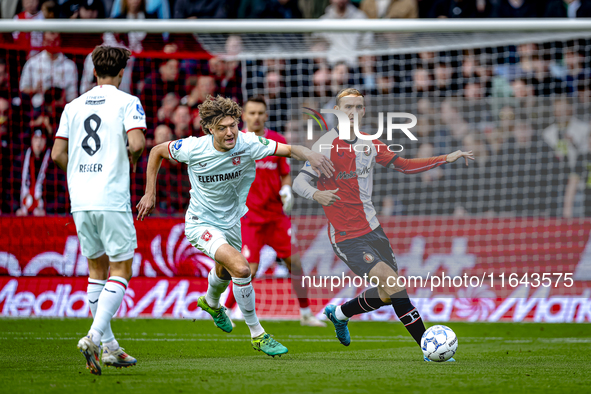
left=56, top=84, right=147, bottom=212
left=168, top=130, right=278, bottom=229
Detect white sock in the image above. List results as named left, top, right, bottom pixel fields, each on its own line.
left=90, top=276, right=128, bottom=346
left=232, top=276, right=265, bottom=338
left=335, top=305, right=349, bottom=321
left=300, top=306, right=312, bottom=317
left=103, top=339, right=120, bottom=352
left=205, top=269, right=230, bottom=309
left=87, top=279, right=116, bottom=344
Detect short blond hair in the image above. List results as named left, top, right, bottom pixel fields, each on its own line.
left=198, top=95, right=243, bottom=134
left=336, top=88, right=364, bottom=107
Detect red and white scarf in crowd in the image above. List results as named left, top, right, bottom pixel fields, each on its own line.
left=20, top=148, right=50, bottom=213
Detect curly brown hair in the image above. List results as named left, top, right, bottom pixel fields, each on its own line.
left=198, top=95, right=243, bottom=134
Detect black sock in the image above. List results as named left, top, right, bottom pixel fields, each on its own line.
left=341, top=287, right=388, bottom=318
left=391, top=289, right=426, bottom=346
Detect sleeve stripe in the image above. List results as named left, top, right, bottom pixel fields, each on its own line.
left=55, top=136, right=68, bottom=141
left=398, top=160, right=447, bottom=174
left=273, top=141, right=278, bottom=155
left=386, top=154, right=398, bottom=168
left=167, top=141, right=180, bottom=163
left=300, top=169, right=318, bottom=179
left=127, top=127, right=147, bottom=134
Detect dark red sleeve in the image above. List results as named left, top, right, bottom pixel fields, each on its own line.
left=374, top=139, right=398, bottom=167
left=392, top=155, right=448, bottom=174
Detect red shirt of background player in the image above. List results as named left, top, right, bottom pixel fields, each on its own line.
left=241, top=128, right=290, bottom=224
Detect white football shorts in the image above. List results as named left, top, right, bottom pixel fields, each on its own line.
left=185, top=220, right=242, bottom=261
left=72, top=210, right=137, bottom=262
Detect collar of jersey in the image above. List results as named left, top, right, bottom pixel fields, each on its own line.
left=94, top=84, right=117, bottom=90
left=335, top=127, right=357, bottom=145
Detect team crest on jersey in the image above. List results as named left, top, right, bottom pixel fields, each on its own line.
left=364, top=146, right=372, bottom=156
left=232, top=156, right=241, bottom=166
left=363, top=253, right=375, bottom=264
left=258, top=136, right=270, bottom=146
left=201, top=230, right=213, bottom=242
left=173, top=139, right=182, bottom=151
left=136, top=104, right=145, bottom=116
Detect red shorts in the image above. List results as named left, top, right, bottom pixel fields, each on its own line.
left=241, top=215, right=295, bottom=263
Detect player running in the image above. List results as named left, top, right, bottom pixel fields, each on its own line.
left=222, top=96, right=325, bottom=327
left=136, top=95, right=333, bottom=357
left=292, top=88, right=474, bottom=361
left=52, top=46, right=146, bottom=375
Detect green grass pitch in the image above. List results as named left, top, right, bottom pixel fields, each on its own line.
left=0, top=318, right=589, bottom=393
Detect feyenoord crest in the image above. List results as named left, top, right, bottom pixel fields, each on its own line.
left=232, top=156, right=241, bottom=166
left=201, top=230, right=213, bottom=242
left=363, top=253, right=374, bottom=263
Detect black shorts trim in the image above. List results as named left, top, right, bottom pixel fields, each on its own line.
left=331, top=226, right=398, bottom=277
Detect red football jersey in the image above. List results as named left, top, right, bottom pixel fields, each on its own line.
left=300, top=130, right=447, bottom=243
left=242, top=128, right=290, bottom=224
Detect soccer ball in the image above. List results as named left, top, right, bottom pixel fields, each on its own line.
left=421, top=325, right=458, bottom=362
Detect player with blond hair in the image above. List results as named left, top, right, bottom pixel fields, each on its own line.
left=293, top=88, right=473, bottom=361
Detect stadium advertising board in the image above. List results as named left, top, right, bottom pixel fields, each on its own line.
left=0, top=217, right=590, bottom=322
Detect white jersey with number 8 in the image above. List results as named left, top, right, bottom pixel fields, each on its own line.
left=56, top=84, right=147, bottom=213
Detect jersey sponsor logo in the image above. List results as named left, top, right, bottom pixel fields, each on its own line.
left=133, top=115, right=143, bottom=120
left=258, top=136, right=270, bottom=146
left=201, top=230, right=212, bottom=242
left=85, top=99, right=105, bottom=105
left=136, top=104, right=145, bottom=116
left=197, top=170, right=243, bottom=183
left=363, top=253, right=374, bottom=264
left=231, top=149, right=246, bottom=157
left=232, top=156, right=241, bottom=166
left=256, top=161, right=278, bottom=170
left=173, top=140, right=182, bottom=151
left=336, top=166, right=370, bottom=180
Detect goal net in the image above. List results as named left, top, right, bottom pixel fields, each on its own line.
left=0, top=21, right=590, bottom=322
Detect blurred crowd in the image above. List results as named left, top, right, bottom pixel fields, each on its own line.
left=1, top=0, right=591, bottom=218
left=2, top=0, right=591, bottom=21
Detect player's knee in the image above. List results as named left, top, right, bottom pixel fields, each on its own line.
left=232, top=264, right=251, bottom=279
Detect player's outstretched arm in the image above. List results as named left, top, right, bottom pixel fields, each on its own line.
left=275, top=143, right=334, bottom=177
left=51, top=139, right=69, bottom=172
left=391, top=150, right=474, bottom=174
left=136, top=142, right=169, bottom=220
left=445, top=150, right=475, bottom=166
